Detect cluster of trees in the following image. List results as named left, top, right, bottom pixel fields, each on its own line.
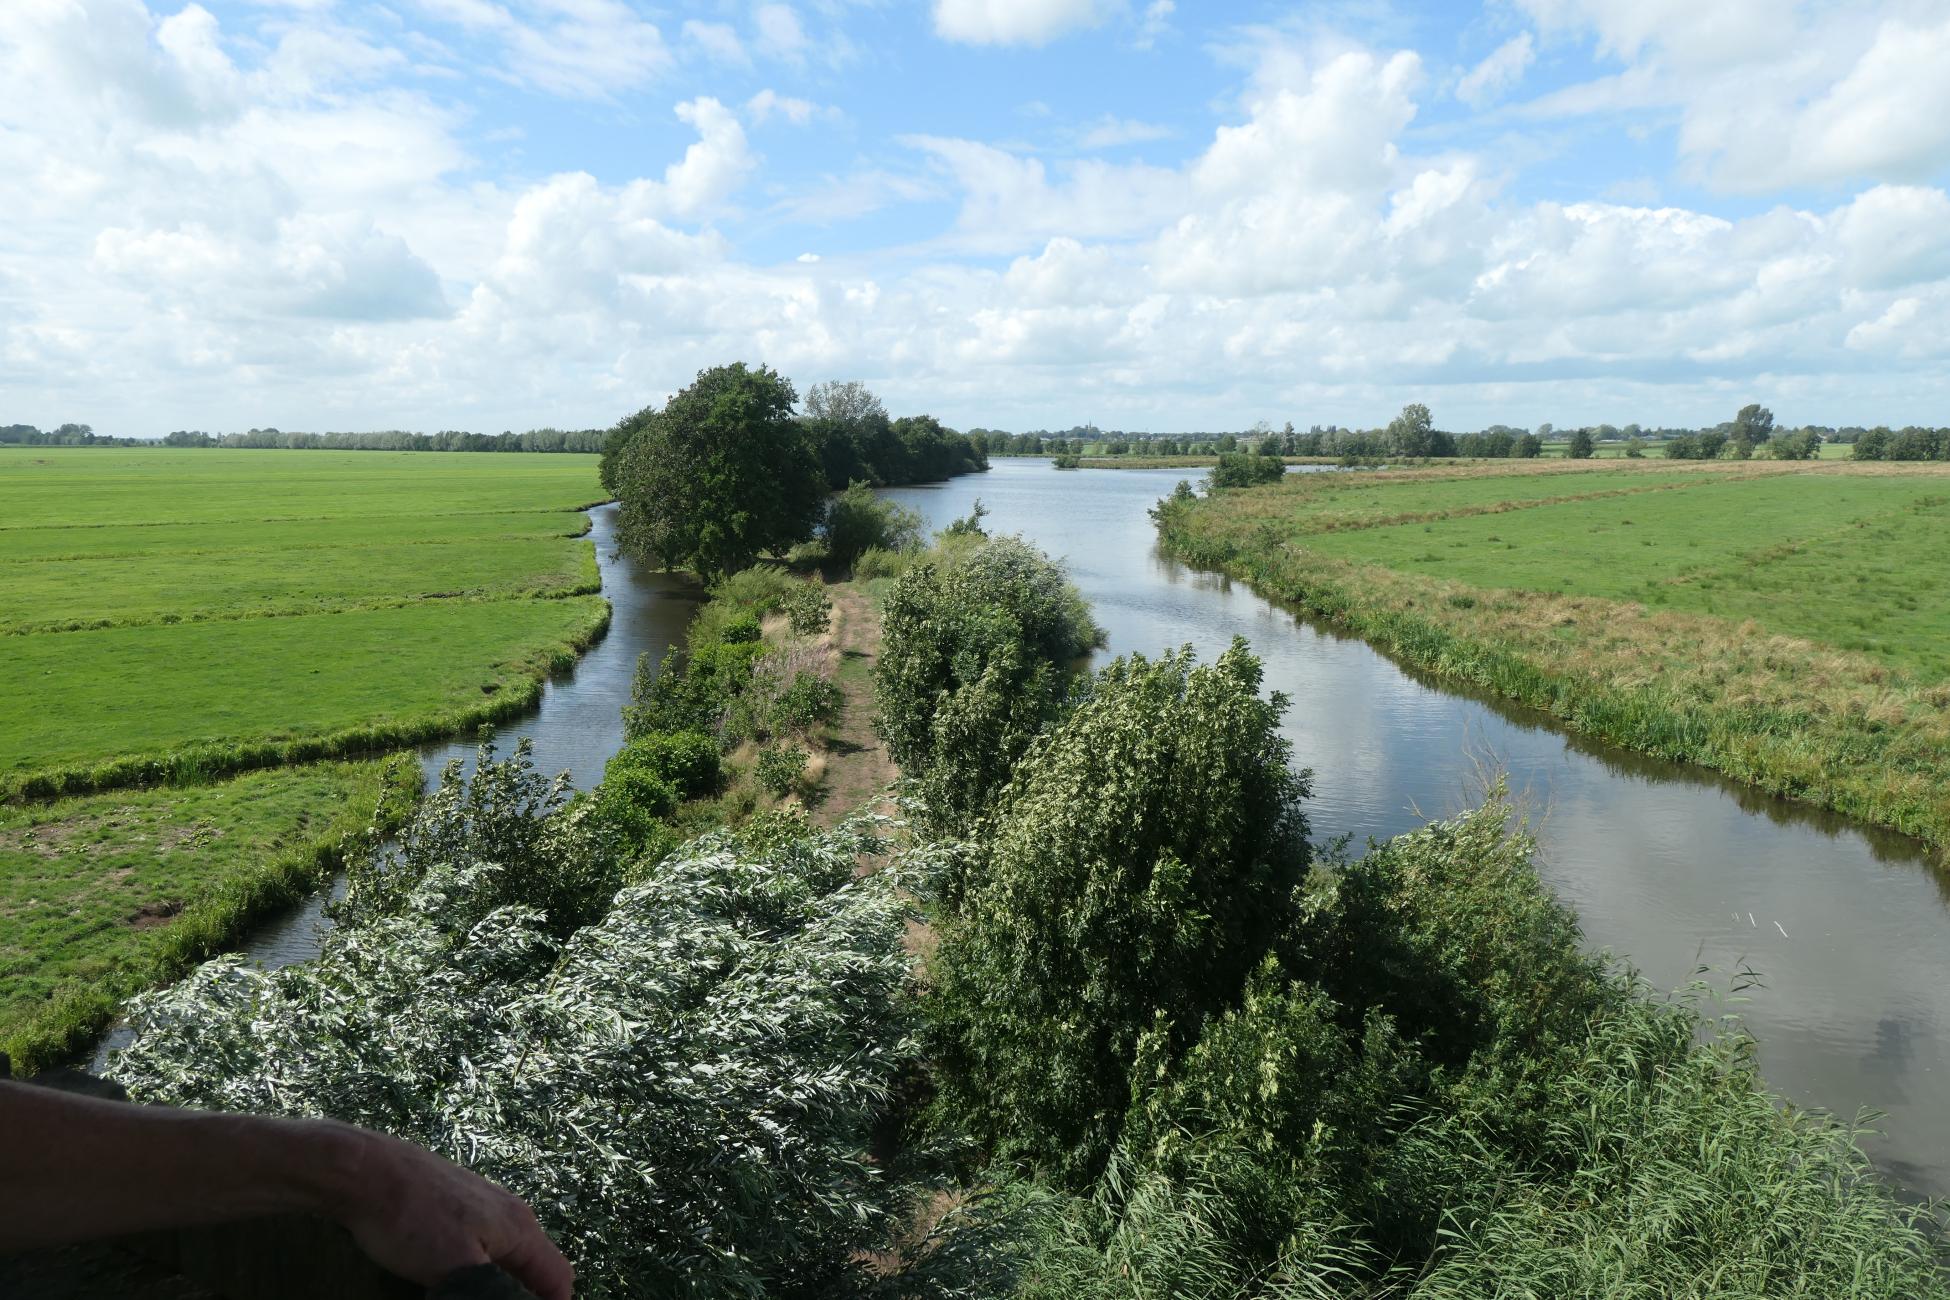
left=1852, top=426, right=1950, bottom=461
left=158, top=427, right=608, bottom=452
left=606, top=364, right=986, bottom=578
left=113, top=747, right=926, bottom=1297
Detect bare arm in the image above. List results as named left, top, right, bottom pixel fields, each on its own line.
left=0, top=1081, right=572, bottom=1300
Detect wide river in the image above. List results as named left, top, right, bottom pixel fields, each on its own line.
left=227, top=461, right=1948, bottom=1198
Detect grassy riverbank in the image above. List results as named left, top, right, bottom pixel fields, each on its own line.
left=1, top=757, right=420, bottom=1071
left=1155, top=458, right=1950, bottom=849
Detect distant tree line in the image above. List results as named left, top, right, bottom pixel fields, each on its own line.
left=1849, top=427, right=1950, bottom=461
left=155, top=427, right=608, bottom=452
left=0, top=422, right=145, bottom=447
left=971, top=401, right=1928, bottom=463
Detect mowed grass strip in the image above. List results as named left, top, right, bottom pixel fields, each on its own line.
left=3, top=598, right=610, bottom=796
left=0, top=446, right=604, bottom=527
left=0, top=757, right=419, bottom=1071
left=1155, top=461, right=1950, bottom=848
left=0, top=509, right=585, bottom=562
left=3, top=534, right=599, bottom=634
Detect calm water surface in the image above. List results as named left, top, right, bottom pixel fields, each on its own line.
left=237, top=504, right=698, bottom=969
left=885, top=459, right=1950, bottom=1198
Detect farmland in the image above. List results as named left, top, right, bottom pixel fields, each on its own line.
left=1153, top=458, right=1950, bottom=848
left=1, top=448, right=606, bottom=794
left=0, top=447, right=606, bottom=1064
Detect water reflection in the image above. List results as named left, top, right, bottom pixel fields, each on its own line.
left=239, top=503, right=698, bottom=969
left=884, top=459, right=1950, bottom=1198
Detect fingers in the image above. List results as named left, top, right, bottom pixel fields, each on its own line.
left=495, top=1228, right=575, bottom=1300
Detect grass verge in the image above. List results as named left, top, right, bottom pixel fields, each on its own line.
left=1, top=755, right=422, bottom=1072
left=5, top=599, right=611, bottom=801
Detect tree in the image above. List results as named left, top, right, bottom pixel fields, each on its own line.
left=1516, top=433, right=1544, bottom=458
left=928, top=642, right=1312, bottom=1185
left=1567, top=427, right=1596, bottom=459
left=1388, top=403, right=1436, bottom=457
left=1733, top=403, right=1775, bottom=446
left=1624, top=436, right=1646, bottom=458
left=613, top=363, right=825, bottom=578
left=874, top=536, right=1101, bottom=837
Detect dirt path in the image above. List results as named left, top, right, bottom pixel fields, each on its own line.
left=811, top=582, right=899, bottom=826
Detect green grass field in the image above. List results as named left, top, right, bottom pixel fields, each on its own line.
left=1155, top=458, right=1950, bottom=848
left=0, top=759, right=417, bottom=1069
left=1, top=448, right=607, bottom=793
left=0, top=448, right=606, bottom=1064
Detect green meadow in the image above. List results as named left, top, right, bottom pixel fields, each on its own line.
left=1155, top=458, right=1950, bottom=847
left=0, top=447, right=606, bottom=1063
left=0, top=759, right=417, bottom=1069
left=1, top=448, right=607, bottom=794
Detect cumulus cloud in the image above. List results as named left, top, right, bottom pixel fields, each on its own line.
left=1520, top=2, right=1950, bottom=192
left=5, top=0, right=1950, bottom=436
left=933, top=0, right=1108, bottom=47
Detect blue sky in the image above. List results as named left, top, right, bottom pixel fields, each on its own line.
left=3, top=0, right=1949, bottom=435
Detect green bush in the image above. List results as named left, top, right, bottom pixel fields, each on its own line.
left=718, top=612, right=763, bottom=645
left=823, top=481, right=925, bottom=567
left=112, top=799, right=925, bottom=1299
left=770, top=671, right=843, bottom=735
left=1206, top=453, right=1284, bottom=490
left=624, top=641, right=768, bottom=742
left=874, top=534, right=1101, bottom=836
left=853, top=546, right=914, bottom=581
left=779, top=583, right=832, bottom=636
left=755, top=743, right=809, bottom=798
left=594, top=729, right=722, bottom=848
left=928, top=641, right=1311, bottom=1185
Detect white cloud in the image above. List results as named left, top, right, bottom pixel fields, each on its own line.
left=754, top=4, right=808, bottom=61
left=414, top=0, right=670, bottom=99
left=1520, top=3, right=1950, bottom=192
left=1134, top=0, right=1174, bottom=50
left=1456, top=32, right=1533, bottom=108
left=682, top=19, right=748, bottom=66
left=746, top=89, right=833, bottom=127
left=1074, top=115, right=1174, bottom=149
left=933, top=0, right=1108, bottom=47
left=7, top=0, right=1950, bottom=436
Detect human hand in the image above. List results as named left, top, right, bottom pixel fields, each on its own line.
left=311, top=1124, right=574, bottom=1300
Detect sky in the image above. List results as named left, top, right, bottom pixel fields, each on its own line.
left=3, top=1, right=1950, bottom=437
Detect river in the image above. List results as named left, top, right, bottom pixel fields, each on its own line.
left=161, top=464, right=1950, bottom=1197
left=884, top=458, right=1950, bottom=1199
left=236, top=503, right=700, bottom=969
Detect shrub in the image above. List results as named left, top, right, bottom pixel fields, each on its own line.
left=852, top=546, right=913, bottom=581
left=112, top=808, right=924, bottom=1299
left=779, top=583, right=832, bottom=636
left=594, top=729, right=722, bottom=850
left=928, top=641, right=1311, bottom=1184
left=718, top=612, right=763, bottom=645
left=771, top=671, right=843, bottom=735
left=624, top=641, right=768, bottom=742
left=823, top=481, right=925, bottom=567
left=1207, top=453, right=1284, bottom=490
left=755, top=743, right=809, bottom=798
left=874, top=535, right=1102, bottom=836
